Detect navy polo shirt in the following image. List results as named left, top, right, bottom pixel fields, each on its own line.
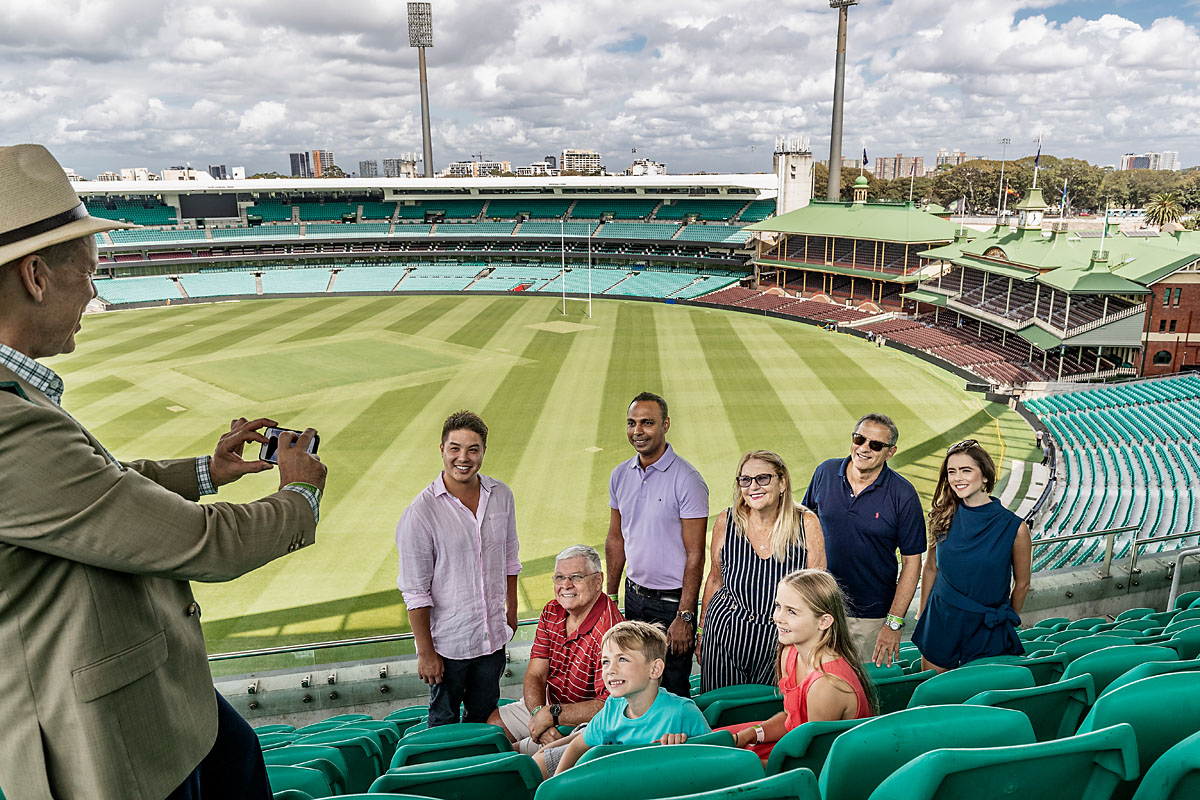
left=802, top=456, right=926, bottom=618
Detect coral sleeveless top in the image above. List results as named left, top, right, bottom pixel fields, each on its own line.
left=781, top=647, right=871, bottom=729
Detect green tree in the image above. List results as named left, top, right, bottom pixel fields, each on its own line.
left=249, top=171, right=287, bottom=179
left=1144, top=192, right=1185, bottom=226
left=322, top=165, right=347, bottom=178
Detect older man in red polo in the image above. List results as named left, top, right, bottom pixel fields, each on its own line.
left=488, top=545, right=623, bottom=754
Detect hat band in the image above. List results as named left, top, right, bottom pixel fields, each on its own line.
left=0, top=202, right=90, bottom=248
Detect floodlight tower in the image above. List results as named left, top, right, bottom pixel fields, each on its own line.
left=826, top=0, right=858, bottom=201
left=408, top=2, right=435, bottom=177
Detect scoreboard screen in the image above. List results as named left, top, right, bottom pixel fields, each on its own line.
left=178, top=193, right=238, bottom=219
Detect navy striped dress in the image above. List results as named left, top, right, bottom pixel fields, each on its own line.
left=700, top=510, right=808, bottom=692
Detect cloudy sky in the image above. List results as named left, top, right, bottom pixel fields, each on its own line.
left=3, top=0, right=1200, bottom=177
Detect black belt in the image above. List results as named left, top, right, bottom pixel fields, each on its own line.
left=627, top=578, right=682, bottom=604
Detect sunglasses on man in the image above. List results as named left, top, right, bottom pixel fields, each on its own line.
left=851, top=433, right=893, bottom=452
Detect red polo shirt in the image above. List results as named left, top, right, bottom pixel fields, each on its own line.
left=530, top=594, right=624, bottom=704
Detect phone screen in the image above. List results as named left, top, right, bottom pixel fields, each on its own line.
left=260, top=427, right=320, bottom=464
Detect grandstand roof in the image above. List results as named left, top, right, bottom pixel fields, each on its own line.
left=745, top=199, right=962, bottom=244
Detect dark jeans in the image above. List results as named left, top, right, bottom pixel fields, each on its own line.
left=428, top=647, right=506, bottom=726
left=624, top=579, right=695, bottom=697
left=168, top=690, right=270, bottom=799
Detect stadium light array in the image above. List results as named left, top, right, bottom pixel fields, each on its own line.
left=407, top=2, right=433, bottom=48
left=829, top=0, right=859, bottom=7
left=407, top=2, right=435, bottom=177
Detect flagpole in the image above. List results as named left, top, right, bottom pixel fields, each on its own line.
left=560, top=218, right=566, bottom=315
left=587, top=223, right=593, bottom=318
left=1033, top=134, right=1043, bottom=189
left=908, top=160, right=916, bottom=203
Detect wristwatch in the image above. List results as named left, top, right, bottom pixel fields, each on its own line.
left=884, top=615, right=904, bottom=631
left=678, top=610, right=695, bottom=623
left=549, top=703, right=562, bottom=725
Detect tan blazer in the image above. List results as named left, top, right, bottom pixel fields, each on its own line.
left=0, top=364, right=317, bottom=800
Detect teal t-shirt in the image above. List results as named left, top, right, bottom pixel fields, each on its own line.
left=583, top=687, right=711, bottom=746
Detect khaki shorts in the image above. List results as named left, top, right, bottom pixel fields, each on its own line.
left=497, top=699, right=542, bottom=755
left=847, top=617, right=886, bottom=663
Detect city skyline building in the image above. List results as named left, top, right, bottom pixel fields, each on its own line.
left=383, top=155, right=419, bottom=178
left=873, top=153, right=924, bottom=181
left=561, top=148, right=602, bottom=173
left=289, top=152, right=312, bottom=178
left=359, top=159, right=379, bottom=178
left=312, top=149, right=335, bottom=177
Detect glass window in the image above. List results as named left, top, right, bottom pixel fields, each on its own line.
left=1160, top=319, right=1168, bottom=332
left=1154, top=350, right=1172, bottom=365
left=1170, top=320, right=1178, bottom=333
left=1175, top=288, right=1183, bottom=306
left=1164, top=290, right=1172, bottom=307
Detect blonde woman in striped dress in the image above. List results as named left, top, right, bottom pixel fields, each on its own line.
left=698, top=451, right=827, bottom=692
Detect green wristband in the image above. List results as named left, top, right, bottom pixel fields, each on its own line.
left=608, top=593, right=619, bottom=603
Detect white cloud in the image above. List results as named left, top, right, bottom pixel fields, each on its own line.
left=0, top=0, right=1198, bottom=175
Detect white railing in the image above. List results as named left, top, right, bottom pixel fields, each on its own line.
left=1062, top=303, right=1147, bottom=338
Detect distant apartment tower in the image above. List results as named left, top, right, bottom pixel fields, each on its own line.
left=544, top=155, right=557, bottom=170
left=208, top=164, right=229, bottom=180
left=874, top=154, right=925, bottom=181
left=626, top=158, right=667, bottom=176
left=95, top=171, right=120, bottom=181
left=383, top=155, right=419, bottom=178
left=289, top=152, right=313, bottom=178
left=516, top=161, right=555, bottom=177
left=231, top=166, right=246, bottom=180
left=1120, top=151, right=1177, bottom=171
left=561, top=149, right=601, bottom=174
left=1161, top=151, right=1180, bottom=171
left=935, top=148, right=983, bottom=168
left=444, top=160, right=511, bottom=178
left=359, top=160, right=379, bottom=178
left=312, top=149, right=335, bottom=177
left=120, top=167, right=152, bottom=181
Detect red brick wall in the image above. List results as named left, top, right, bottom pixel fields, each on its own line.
left=1143, top=280, right=1200, bottom=375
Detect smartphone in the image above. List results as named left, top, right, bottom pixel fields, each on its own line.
left=259, top=427, right=320, bottom=464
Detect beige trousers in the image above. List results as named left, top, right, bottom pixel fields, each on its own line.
left=846, top=616, right=886, bottom=663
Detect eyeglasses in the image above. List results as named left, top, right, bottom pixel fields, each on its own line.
left=852, top=433, right=892, bottom=452
left=736, top=473, right=777, bottom=488
left=947, top=439, right=979, bottom=454
left=553, top=572, right=599, bottom=585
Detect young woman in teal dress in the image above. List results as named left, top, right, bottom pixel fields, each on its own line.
left=912, top=440, right=1032, bottom=672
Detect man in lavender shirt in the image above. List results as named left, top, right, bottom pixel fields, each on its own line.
left=396, top=410, right=522, bottom=725
left=606, top=392, right=709, bottom=696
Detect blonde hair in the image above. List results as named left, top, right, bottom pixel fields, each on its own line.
left=601, top=620, right=668, bottom=664
left=731, top=450, right=807, bottom=561
left=774, top=569, right=878, bottom=715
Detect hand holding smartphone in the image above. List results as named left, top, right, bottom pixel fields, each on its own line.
left=260, top=427, right=321, bottom=464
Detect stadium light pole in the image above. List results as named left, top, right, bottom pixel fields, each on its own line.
left=826, top=0, right=858, bottom=202
left=408, top=2, right=435, bottom=178
left=995, top=137, right=1011, bottom=225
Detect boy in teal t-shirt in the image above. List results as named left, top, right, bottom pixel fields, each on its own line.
left=540, top=620, right=710, bottom=776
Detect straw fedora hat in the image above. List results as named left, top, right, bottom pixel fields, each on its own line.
left=0, top=144, right=137, bottom=266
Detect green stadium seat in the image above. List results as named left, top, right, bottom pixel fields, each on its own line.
left=266, top=764, right=334, bottom=799
left=738, top=200, right=775, bottom=223
left=1055, top=635, right=1137, bottom=664
left=1164, top=628, right=1200, bottom=660
left=1171, top=608, right=1200, bottom=624
left=1162, top=618, right=1200, bottom=636
left=701, top=694, right=784, bottom=728
left=764, top=717, right=868, bottom=777
left=862, top=662, right=905, bottom=681
left=1077, top=673, right=1200, bottom=798
left=1032, top=617, right=1071, bottom=630
left=1114, top=619, right=1162, bottom=633
left=874, top=669, right=937, bottom=714
left=272, top=790, right=313, bottom=800
left=1145, top=611, right=1179, bottom=627
left=1044, top=629, right=1094, bottom=644
left=338, top=721, right=403, bottom=764
left=256, top=724, right=297, bottom=735
left=1067, top=617, right=1110, bottom=630
left=533, top=744, right=764, bottom=800
left=656, top=769, right=820, bottom=800
left=1173, top=591, right=1200, bottom=611
left=818, top=705, right=1035, bottom=800
left=907, top=664, right=1035, bottom=708
left=867, top=723, right=1139, bottom=800
left=1116, top=608, right=1157, bottom=622
left=1100, top=658, right=1200, bottom=698
left=389, top=725, right=511, bottom=769
left=964, top=673, right=1095, bottom=741
left=371, top=752, right=542, bottom=799
left=263, top=744, right=352, bottom=795
left=258, top=732, right=298, bottom=750
left=291, top=730, right=385, bottom=793
left=971, top=652, right=1068, bottom=686
left=1130, top=729, right=1200, bottom=800
left=1018, top=628, right=1051, bottom=641
left=294, top=719, right=352, bottom=736
left=575, top=730, right=735, bottom=767
left=1061, top=645, right=1179, bottom=696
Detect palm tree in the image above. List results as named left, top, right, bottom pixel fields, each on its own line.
left=1144, top=192, right=1185, bottom=227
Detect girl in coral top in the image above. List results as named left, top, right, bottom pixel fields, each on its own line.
left=720, top=569, right=876, bottom=759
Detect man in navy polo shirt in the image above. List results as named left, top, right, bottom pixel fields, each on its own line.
left=802, top=413, right=926, bottom=666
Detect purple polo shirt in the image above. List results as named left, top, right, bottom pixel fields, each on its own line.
left=609, top=444, right=709, bottom=590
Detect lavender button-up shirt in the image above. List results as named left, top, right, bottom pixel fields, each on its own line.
left=609, top=444, right=709, bottom=590
left=396, top=473, right=522, bottom=660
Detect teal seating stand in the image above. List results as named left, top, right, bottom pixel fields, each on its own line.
left=533, top=744, right=765, bottom=800
left=963, top=674, right=1095, bottom=741
left=764, top=717, right=869, bottom=777
left=370, top=751, right=542, bottom=800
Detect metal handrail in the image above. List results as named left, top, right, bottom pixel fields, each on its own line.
left=1129, top=529, right=1200, bottom=574
left=1167, top=546, right=1200, bottom=610
left=208, top=616, right=544, bottom=662
left=1033, top=524, right=1140, bottom=578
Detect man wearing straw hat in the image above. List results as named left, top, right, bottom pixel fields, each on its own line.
left=0, top=144, right=328, bottom=799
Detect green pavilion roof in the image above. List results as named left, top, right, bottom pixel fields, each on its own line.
left=745, top=199, right=962, bottom=244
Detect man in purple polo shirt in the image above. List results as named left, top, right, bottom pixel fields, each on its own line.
left=606, top=391, right=709, bottom=697
left=396, top=410, right=522, bottom=726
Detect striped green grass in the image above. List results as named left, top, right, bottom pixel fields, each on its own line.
left=53, top=295, right=1040, bottom=659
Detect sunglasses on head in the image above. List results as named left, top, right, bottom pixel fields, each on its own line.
left=947, top=439, right=979, bottom=454
left=851, top=433, right=891, bottom=452
left=736, top=472, right=777, bottom=488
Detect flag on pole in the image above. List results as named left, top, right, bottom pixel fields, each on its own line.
left=1034, top=141, right=1042, bottom=169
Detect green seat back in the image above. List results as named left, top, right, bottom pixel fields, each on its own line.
left=1168, top=608, right=1200, bottom=624
left=1115, top=608, right=1156, bottom=622
left=1099, top=658, right=1200, bottom=699
left=862, top=662, right=904, bottom=681
left=764, top=717, right=869, bottom=777
left=692, top=684, right=779, bottom=712
left=266, top=764, right=333, bottom=799
left=291, top=730, right=384, bottom=794
left=1113, top=619, right=1160, bottom=633
left=1145, top=611, right=1179, bottom=627
left=264, top=745, right=352, bottom=794
left=1173, top=591, right=1200, bottom=611
left=256, top=724, right=297, bottom=735
left=576, top=731, right=734, bottom=767
left=1067, top=617, right=1109, bottom=630
left=1078, top=672, right=1200, bottom=798
left=385, top=706, right=431, bottom=723
left=295, top=719, right=353, bottom=736
left=1045, top=629, right=1094, bottom=644
left=372, top=751, right=542, bottom=800
left=325, top=713, right=374, bottom=723
left=338, top=721, right=402, bottom=763
left=1032, top=617, right=1070, bottom=630
left=258, top=732, right=298, bottom=750
left=1018, top=629, right=1050, bottom=642
left=1054, top=636, right=1136, bottom=664
left=271, top=790, right=314, bottom=800
left=868, top=722, right=1139, bottom=800
left=533, top=744, right=764, bottom=800
left=656, top=769, right=820, bottom=800
left=1061, top=646, right=1178, bottom=696
left=818, top=705, right=1035, bottom=800
left=963, top=673, right=1095, bottom=741
left=873, top=669, right=935, bottom=714
left=390, top=728, right=511, bottom=769
left=973, top=653, right=1068, bottom=685
left=1130, top=728, right=1200, bottom=800
left=907, top=664, right=1034, bottom=708
left=401, top=722, right=506, bottom=742
left=1162, top=618, right=1200, bottom=636
left=1165, top=629, right=1200, bottom=660
left=701, top=695, right=784, bottom=727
